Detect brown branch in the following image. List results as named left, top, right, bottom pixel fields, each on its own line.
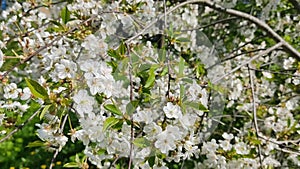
left=1, top=16, right=95, bottom=78
left=1, top=11, right=123, bottom=79
left=0, top=108, right=40, bottom=143
left=196, top=0, right=300, bottom=60
left=248, top=64, right=263, bottom=167
left=288, top=0, right=300, bottom=13
left=125, top=42, right=134, bottom=169
left=49, top=114, right=69, bottom=169
left=212, top=42, right=283, bottom=84
left=181, top=17, right=237, bottom=32
left=125, top=0, right=300, bottom=60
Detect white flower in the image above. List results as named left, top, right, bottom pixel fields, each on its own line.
left=80, top=59, right=101, bottom=76
left=82, top=34, right=108, bottom=57
left=36, top=123, right=56, bottom=141
left=143, top=122, right=162, bottom=140
left=165, top=125, right=182, bottom=141
left=163, top=102, right=182, bottom=119
left=0, top=114, right=5, bottom=126
left=0, top=49, right=3, bottom=68
left=219, top=140, right=232, bottom=151
left=155, top=132, right=176, bottom=154
left=73, top=90, right=95, bottom=117
left=133, top=107, right=152, bottom=124
left=56, top=135, right=68, bottom=151
left=4, top=83, right=21, bottom=99
left=262, top=71, right=272, bottom=78
left=283, top=57, right=295, bottom=70
left=234, top=142, right=249, bottom=155
left=201, top=139, right=219, bottom=154
left=263, top=156, right=281, bottom=167
left=55, top=59, right=77, bottom=79
left=179, top=113, right=197, bottom=130
left=72, top=130, right=90, bottom=146
left=85, top=75, right=103, bottom=95
left=154, top=125, right=182, bottom=154
left=222, top=132, right=234, bottom=140
left=21, top=87, right=31, bottom=100
left=182, top=140, right=200, bottom=159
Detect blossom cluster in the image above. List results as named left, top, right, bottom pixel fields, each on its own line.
left=0, top=0, right=299, bottom=168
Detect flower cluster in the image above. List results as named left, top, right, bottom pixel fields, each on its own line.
left=0, top=0, right=299, bottom=168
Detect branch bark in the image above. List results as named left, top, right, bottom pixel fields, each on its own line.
left=126, top=0, right=300, bottom=60
left=196, top=0, right=300, bottom=60
left=212, top=42, right=282, bottom=84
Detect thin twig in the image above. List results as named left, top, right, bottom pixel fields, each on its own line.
left=162, top=0, right=171, bottom=99
left=212, top=42, right=283, bottom=84
left=123, top=0, right=300, bottom=61
left=258, top=134, right=300, bottom=145
left=258, top=135, right=300, bottom=155
left=212, top=114, right=266, bottom=122
left=181, top=17, right=237, bottom=32
left=49, top=114, right=69, bottom=169
left=210, top=117, right=242, bottom=133
left=1, top=16, right=95, bottom=78
left=126, top=42, right=134, bottom=169
left=249, top=67, right=300, bottom=77
left=0, top=108, right=40, bottom=143
left=248, top=64, right=263, bottom=167
left=197, top=0, right=300, bottom=60
left=108, top=155, right=120, bottom=169
left=1, top=11, right=122, bottom=78
left=222, top=48, right=266, bottom=63
left=207, top=36, right=265, bottom=70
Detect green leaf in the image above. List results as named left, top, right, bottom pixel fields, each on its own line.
left=178, top=57, right=185, bottom=76
left=108, top=49, right=122, bottom=60
left=104, top=104, right=122, bottom=116
left=61, top=7, right=71, bottom=24
left=25, top=78, right=49, bottom=100
left=40, top=105, right=51, bottom=120
left=126, top=100, right=139, bottom=115
left=180, top=84, right=185, bottom=102
left=133, top=137, right=151, bottom=148
left=63, top=162, right=80, bottom=168
left=118, top=41, right=127, bottom=56
left=148, top=155, right=155, bottom=167
left=103, top=117, right=120, bottom=131
left=144, top=71, right=155, bottom=88
left=176, top=37, right=190, bottom=42
left=26, top=140, right=46, bottom=148
left=144, top=64, right=159, bottom=88
left=184, top=101, right=208, bottom=112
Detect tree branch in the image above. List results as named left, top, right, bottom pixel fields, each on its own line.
left=248, top=64, right=263, bottom=166
left=212, top=42, right=282, bottom=84
left=0, top=109, right=40, bottom=143
left=197, top=0, right=300, bottom=60
left=288, top=0, right=300, bottom=13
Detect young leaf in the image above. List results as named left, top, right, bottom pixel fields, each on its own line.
left=103, top=117, right=120, bottom=131
left=133, top=137, right=151, bottom=148
left=184, top=101, right=208, bottom=112
left=26, top=140, right=46, bottom=148
left=178, top=57, right=185, bottom=76
left=63, top=162, right=80, bottom=168
left=104, top=104, right=122, bottom=116
left=25, top=78, right=49, bottom=100
left=126, top=100, right=139, bottom=116
left=40, top=105, right=52, bottom=120
left=144, top=64, right=159, bottom=88
left=61, top=7, right=71, bottom=24
left=144, top=70, right=155, bottom=88
left=180, top=84, right=185, bottom=102
left=118, top=41, right=127, bottom=56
